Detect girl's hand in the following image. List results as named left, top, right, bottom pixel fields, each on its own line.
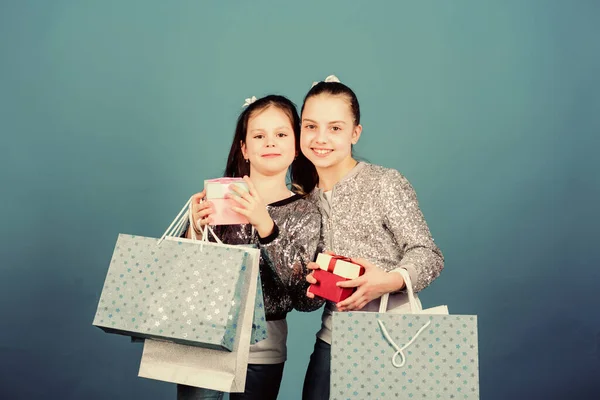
left=335, top=258, right=405, bottom=311
left=305, top=261, right=320, bottom=298
left=305, top=251, right=335, bottom=298
left=189, top=190, right=214, bottom=235
left=227, top=176, right=274, bottom=238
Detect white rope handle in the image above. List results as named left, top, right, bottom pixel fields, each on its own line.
left=377, top=319, right=431, bottom=367
left=157, top=196, right=224, bottom=246
left=172, top=202, right=192, bottom=238
left=379, top=268, right=420, bottom=314
left=187, top=200, right=223, bottom=246
left=199, top=225, right=222, bottom=244
left=158, top=197, right=193, bottom=245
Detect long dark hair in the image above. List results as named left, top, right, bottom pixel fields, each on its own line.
left=298, top=80, right=362, bottom=192
left=224, top=94, right=315, bottom=194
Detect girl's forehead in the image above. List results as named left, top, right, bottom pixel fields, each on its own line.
left=250, top=106, right=287, bottom=121
left=303, top=95, right=352, bottom=119
left=306, top=93, right=346, bottom=105
left=248, top=106, right=293, bottom=129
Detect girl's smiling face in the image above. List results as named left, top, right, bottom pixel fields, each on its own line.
left=301, top=94, right=362, bottom=171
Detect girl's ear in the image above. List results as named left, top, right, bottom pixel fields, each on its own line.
left=240, top=140, right=248, bottom=160
left=351, top=124, right=363, bottom=145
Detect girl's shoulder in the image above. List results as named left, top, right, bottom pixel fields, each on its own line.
left=269, top=194, right=321, bottom=233
left=357, top=163, right=411, bottom=187
left=270, top=193, right=320, bottom=215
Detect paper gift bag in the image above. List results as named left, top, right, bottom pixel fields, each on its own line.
left=205, top=178, right=249, bottom=225
left=138, top=237, right=261, bottom=392
left=331, top=269, right=480, bottom=399
left=308, top=253, right=364, bottom=303
left=250, top=274, right=268, bottom=344
left=126, top=241, right=267, bottom=347
left=231, top=244, right=267, bottom=345
left=93, top=198, right=254, bottom=351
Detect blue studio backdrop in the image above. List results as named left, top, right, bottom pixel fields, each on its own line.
left=1, top=1, right=599, bottom=399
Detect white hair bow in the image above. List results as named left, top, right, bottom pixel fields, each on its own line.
left=243, top=96, right=257, bottom=107
left=311, top=74, right=341, bottom=88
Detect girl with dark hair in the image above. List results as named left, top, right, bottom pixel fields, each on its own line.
left=181, top=94, right=324, bottom=400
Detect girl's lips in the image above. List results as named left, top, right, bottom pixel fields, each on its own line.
left=311, top=148, right=333, bottom=157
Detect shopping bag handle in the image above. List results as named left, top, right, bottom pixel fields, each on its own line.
left=157, top=196, right=222, bottom=245
left=377, top=268, right=429, bottom=368
left=378, top=268, right=420, bottom=314
left=377, top=318, right=431, bottom=367
left=158, top=197, right=192, bottom=244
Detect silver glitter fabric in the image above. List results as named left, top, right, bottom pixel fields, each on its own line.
left=212, top=194, right=325, bottom=320
left=308, top=162, right=444, bottom=293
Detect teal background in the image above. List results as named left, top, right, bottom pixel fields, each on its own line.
left=1, top=1, right=599, bottom=399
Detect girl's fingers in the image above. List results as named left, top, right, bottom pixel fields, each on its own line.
left=192, top=190, right=206, bottom=203
left=226, top=193, right=250, bottom=207
left=196, top=207, right=213, bottom=219
left=243, top=176, right=258, bottom=197
left=357, top=300, right=369, bottom=311
left=193, top=201, right=212, bottom=214
left=231, top=206, right=249, bottom=217
left=337, top=288, right=365, bottom=309
left=307, top=262, right=320, bottom=271
left=196, top=216, right=212, bottom=230
left=230, top=182, right=255, bottom=203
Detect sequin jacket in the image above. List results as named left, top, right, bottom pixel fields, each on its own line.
left=210, top=194, right=325, bottom=321
left=308, top=162, right=444, bottom=293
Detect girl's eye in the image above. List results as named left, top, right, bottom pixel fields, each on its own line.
left=331, top=126, right=341, bottom=132
left=277, top=132, right=288, bottom=138
left=253, top=134, right=264, bottom=139
left=304, top=124, right=316, bottom=130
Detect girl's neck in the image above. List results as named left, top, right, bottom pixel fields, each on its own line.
left=317, top=156, right=359, bottom=192
left=248, top=169, right=291, bottom=205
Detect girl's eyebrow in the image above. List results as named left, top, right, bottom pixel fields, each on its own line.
left=302, top=119, right=346, bottom=125
left=250, top=126, right=291, bottom=133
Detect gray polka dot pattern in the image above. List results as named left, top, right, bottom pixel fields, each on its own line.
left=93, top=234, right=251, bottom=351
left=331, top=312, right=480, bottom=399
left=250, top=276, right=267, bottom=344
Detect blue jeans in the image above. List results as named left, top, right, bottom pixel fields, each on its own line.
left=302, top=338, right=331, bottom=400
left=177, top=362, right=285, bottom=400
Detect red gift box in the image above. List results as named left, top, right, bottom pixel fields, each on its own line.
left=308, top=254, right=365, bottom=303
left=308, top=269, right=355, bottom=303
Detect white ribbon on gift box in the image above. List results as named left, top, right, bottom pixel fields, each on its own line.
left=204, top=179, right=249, bottom=199
left=315, top=253, right=363, bottom=279
left=377, top=268, right=448, bottom=368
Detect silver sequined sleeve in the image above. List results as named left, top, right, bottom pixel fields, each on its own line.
left=380, top=169, right=444, bottom=292
left=260, top=200, right=325, bottom=312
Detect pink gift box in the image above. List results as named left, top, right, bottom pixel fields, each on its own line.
left=204, top=178, right=249, bottom=225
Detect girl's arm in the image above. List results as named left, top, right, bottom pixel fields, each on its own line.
left=381, top=169, right=444, bottom=293
left=289, top=209, right=325, bottom=312
left=334, top=169, right=443, bottom=311
left=260, top=203, right=325, bottom=312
